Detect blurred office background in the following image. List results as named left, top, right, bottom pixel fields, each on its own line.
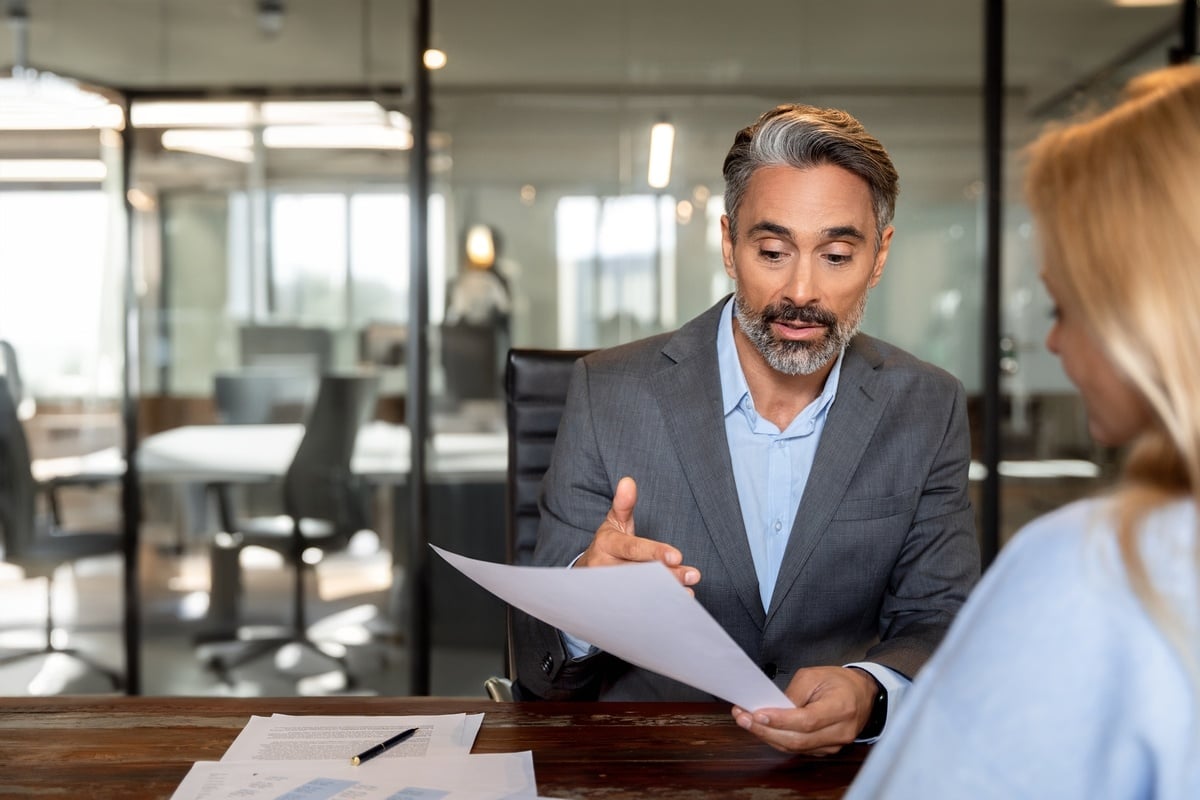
left=0, top=0, right=1193, bottom=696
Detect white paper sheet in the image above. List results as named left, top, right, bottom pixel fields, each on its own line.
left=432, top=546, right=792, bottom=710
left=171, top=752, right=538, bottom=800
left=221, top=714, right=479, bottom=763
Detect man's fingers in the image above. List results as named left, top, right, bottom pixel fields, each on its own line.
left=582, top=477, right=697, bottom=580
left=732, top=708, right=849, bottom=756
left=607, top=476, right=638, bottom=530
left=669, top=565, right=701, bottom=587
left=598, top=527, right=682, bottom=566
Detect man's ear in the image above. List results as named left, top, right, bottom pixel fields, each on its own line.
left=721, top=215, right=736, bottom=280
left=869, top=225, right=894, bottom=288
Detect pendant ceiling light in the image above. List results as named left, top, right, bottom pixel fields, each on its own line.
left=0, top=1, right=124, bottom=131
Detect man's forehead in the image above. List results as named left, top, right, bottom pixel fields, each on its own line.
left=736, top=166, right=877, bottom=238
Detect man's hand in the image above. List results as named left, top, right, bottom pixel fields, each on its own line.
left=575, top=476, right=701, bottom=591
left=731, top=666, right=877, bottom=756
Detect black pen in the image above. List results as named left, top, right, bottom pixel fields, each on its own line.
left=350, top=726, right=419, bottom=766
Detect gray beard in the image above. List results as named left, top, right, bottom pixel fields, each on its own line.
left=733, top=289, right=866, bottom=376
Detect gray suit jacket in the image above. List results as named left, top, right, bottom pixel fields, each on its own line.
left=514, top=298, right=980, bottom=701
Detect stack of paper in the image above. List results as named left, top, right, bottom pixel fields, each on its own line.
left=171, top=713, right=548, bottom=800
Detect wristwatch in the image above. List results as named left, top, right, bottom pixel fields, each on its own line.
left=853, top=668, right=888, bottom=740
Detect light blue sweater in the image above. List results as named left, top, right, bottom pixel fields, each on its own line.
left=846, top=497, right=1200, bottom=799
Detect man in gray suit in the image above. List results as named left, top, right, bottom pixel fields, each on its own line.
left=514, top=103, right=980, bottom=755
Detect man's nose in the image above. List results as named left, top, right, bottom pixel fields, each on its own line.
left=783, top=262, right=820, bottom=306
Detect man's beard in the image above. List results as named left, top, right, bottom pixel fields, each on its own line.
left=733, top=288, right=866, bottom=376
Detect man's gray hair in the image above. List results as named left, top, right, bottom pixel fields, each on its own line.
left=722, top=104, right=899, bottom=247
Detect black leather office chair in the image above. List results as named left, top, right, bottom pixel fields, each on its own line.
left=199, top=372, right=380, bottom=686
left=0, top=377, right=124, bottom=690
left=484, top=348, right=591, bottom=701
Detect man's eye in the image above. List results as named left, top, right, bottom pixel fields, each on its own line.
left=759, top=249, right=785, bottom=261
left=825, top=253, right=851, bottom=266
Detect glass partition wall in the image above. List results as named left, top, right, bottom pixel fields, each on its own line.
left=0, top=0, right=1189, bottom=697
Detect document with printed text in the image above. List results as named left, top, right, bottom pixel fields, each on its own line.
left=171, top=752, right=538, bottom=800
left=220, top=713, right=483, bottom=762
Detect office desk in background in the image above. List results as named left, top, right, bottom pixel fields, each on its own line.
left=0, top=697, right=866, bottom=798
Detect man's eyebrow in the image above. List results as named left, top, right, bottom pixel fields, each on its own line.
left=822, top=225, right=867, bottom=242
left=746, top=221, right=792, bottom=238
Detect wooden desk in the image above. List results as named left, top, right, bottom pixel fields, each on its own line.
left=0, top=697, right=865, bottom=798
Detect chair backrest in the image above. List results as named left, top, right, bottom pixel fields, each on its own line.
left=443, top=323, right=503, bottom=403
left=238, top=324, right=333, bottom=375
left=0, top=340, right=23, bottom=407
left=0, top=376, right=37, bottom=561
left=283, top=372, right=380, bottom=536
left=505, top=349, right=592, bottom=569
left=214, top=370, right=318, bottom=425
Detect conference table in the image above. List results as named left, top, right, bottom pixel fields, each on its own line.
left=0, top=697, right=867, bottom=798
left=32, top=422, right=508, bottom=485
left=31, top=423, right=508, bottom=695
left=137, top=421, right=507, bottom=482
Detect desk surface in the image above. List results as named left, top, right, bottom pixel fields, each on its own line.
left=0, top=697, right=865, bottom=799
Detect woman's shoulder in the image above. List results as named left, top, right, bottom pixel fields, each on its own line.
left=992, top=495, right=1200, bottom=636
left=1009, top=495, right=1196, bottom=575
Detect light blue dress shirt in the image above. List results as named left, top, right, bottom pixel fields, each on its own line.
left=715, top=298, right=841, bottom=611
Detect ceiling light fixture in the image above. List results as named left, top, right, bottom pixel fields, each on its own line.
left=132, top=100, right=403, bottom=128
left=648, top=121, right=675, bottom=189
left=262, top=123, right=412, bottom=149
left=423, top=49, right=448, bottom=70
left=160, top=120, right=413, bottom=161
left=160, top=129, right=255, bottom=162
left=0, top=158, right=108, bottom=182
left=0, top=1, right=124, bottom=130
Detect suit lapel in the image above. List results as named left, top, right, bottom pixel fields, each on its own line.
left=766, top=336, right=892, bottom=622
left=651, top=300, right=766, bottom=629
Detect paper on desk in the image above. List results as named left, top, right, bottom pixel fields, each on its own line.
left=221, top=714, right=480, bottom=762
left=432, top=545, right=792, bottom=711
left=171, top=752, right=538, bottom=800
left=270, top=713, right=485, bottom=752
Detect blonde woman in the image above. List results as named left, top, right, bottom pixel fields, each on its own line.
left=839, top=65, right=1200, bottom=797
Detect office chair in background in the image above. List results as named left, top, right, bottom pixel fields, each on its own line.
left=213, top=370, right=319, bottom=426
left=199, top=372, right=380, bottom=687
left=484, top=348, right=591, bottom=702
left=0, top=377, right=124, bottom=691
left=0, top=339, right=35, bottom=420
left=208, top=369, right=320, bottom=528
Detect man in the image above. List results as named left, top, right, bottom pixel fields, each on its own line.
left=513, top=103, right=980, bottom=755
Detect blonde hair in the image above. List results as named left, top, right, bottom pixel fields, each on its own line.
left=1025, top=64, right=1200, bottom=678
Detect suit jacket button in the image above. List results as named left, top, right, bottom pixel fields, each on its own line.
left=541, top=653, right=554, bottom=674
left=762, top=662, right=777, bottom=679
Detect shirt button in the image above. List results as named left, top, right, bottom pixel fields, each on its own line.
left=774, top=521, right=782, bottom=531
